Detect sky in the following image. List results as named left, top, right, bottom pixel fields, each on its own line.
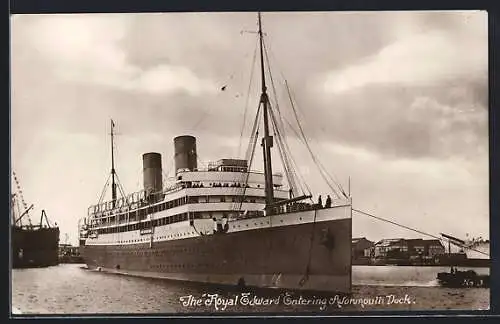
left=11, top=11, right=489, bottom=246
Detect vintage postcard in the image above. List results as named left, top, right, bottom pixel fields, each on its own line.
left=10, top=11, right=489, bottom=315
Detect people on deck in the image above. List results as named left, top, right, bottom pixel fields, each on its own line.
left=318, top=195, right=323, bottom=209
left=325, top=195, right=332, bottom=208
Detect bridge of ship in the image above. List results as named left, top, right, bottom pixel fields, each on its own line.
left=82, top=165, right=348, bottom=234
left=82, top=166, right=286, bottom=230
left=88, top=166, right=284, bottom=214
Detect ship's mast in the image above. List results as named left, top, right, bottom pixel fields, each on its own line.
left=258, top=12, right=275, bottom=215
left=110, top=119, right=117, bottom=207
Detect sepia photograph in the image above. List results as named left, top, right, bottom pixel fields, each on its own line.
left=10, top=10, right=489, bottom=314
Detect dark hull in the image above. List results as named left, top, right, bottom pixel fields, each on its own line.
left=82, top=217, right=351, bottom=293
left=437, top=270, right=489, bottom=288
left=11, top=227, right=60, bottom=268
left=59, top=255, right=85, bottom=264
left=355, top=259, right=490, bottom=267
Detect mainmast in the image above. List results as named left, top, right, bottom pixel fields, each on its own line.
left=257, top=12, right=275, bottom=214
left=110, top=119, right=117, bottom=207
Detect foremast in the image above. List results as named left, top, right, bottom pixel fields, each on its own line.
left=110, top=119, right=117, bottom=208
left=95, top=119, right=125, bottom=209
left=257, top=12, right=275, bottom=215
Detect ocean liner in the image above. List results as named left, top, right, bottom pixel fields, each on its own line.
left=11, top=172, right=60, bottom=268
left=79, top=13, right=352, bottom=293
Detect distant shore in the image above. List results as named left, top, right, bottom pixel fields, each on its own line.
left=353, top=259, right=490, bottom=268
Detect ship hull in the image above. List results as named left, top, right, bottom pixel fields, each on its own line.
left=11, top=227, right=60, bottom=268
left=82, top=209, right=352, bottom=293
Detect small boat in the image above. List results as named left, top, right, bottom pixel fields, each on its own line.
left=437, top=267, right=489, bottom=288
left=436, top=233, right=489, bottom=288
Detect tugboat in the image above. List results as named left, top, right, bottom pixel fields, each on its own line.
left=436, top=233, right=489, bottom=288
left=437, top=267, right=489, bottom=288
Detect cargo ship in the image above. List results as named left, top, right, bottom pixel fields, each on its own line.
left=11, top=172, right=60, bottom=268
left=79, top=13, right=352, bottom=293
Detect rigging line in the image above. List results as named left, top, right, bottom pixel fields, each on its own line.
left=282, top=82, right=331, bottom=189
left=352, top=208, right=490, bottom=257
left=243, top=102, right=263, bottom=163
left=190, top=94, right=226, bottom=132
left=237, top=35, right=259, bottom=158
left=113, top=172, right=126, bottom=198
left=279, top=128, right=310, bottom=199
left=235, top=103, right=262, bottom=211
left=262, top=34, right=287, bottom=86
left=284, top=80, right=345, bottom=199
left=267, top=102, right=302, bottom=196
left=223, top=30, right=259, bottom=89
left=259, top=47, right=306, bottom=197
left=273, top=130, right=296, bottom=194
left=263, top=39, right=287, bottom=138
left=304, top=134, right=348, bottom=197
left=265, top=89, right=301, bottom=196
left=277, top=115, right=313, bottom=197
left=266, top=89, right=311, bottom=198
left=182, top=48, right=254, bottom=139
left=237, top=127, right=260, bottom=212
left=278, top=79, right=340, bottom=197
left=192, top=34, right=259, bottom=156
left=270, top=119, right=294, bottom=193
left=236, top=103, right=262, bottom=212
left=163, top=156, right=175, bottom=183
left=188, top=90, right=227, bottom=147
left=315, top=153, right=347, bottom=198
left=241, top=102, right=260, bottom=164
left=263, top=41, right=303, bottom=195
left=113, top=173, right=127, bottom=198
left=266, top=110, right=312, bottom=199
left=247, top=112, right=262, bottom=165
left=284, top=80, right=348, bottom=197
left=284, top=79, right=342, bottom=195
left=110, top=131, right=128, bottom=198
left=97, top=173, right=112, bottom=205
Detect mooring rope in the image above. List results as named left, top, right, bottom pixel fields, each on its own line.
left=352, top=208, right=489, bottom=257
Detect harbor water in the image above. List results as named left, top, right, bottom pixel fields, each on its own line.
left=11, top=264, right=489, bottom=314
